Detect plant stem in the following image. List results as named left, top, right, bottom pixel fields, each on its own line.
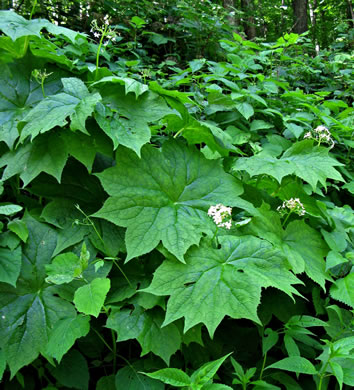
left=281, top=210, right=293, bottom=228
left=93, top=328, right=113, bottom=352
left=29, top=0, right=37, bottom=20
left=41, top=78, right=46, bottom=98
left=259, top=352, right=267, bottom=380
left=95, top=25, right=108, bottom=79
left=174, top=126, right=186, bottom=138
left=113, top=259, right=132, bottom=287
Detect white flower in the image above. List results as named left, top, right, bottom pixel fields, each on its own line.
left=277, top=198, right=306, bottom=216
left=208, top=204, right=232, bottom=229
left=303, top=125, right=334, bottom=148
left=304, top=132, right=312, bottom=139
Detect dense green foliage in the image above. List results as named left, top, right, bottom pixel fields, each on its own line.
left=0, top=4, right=353, bottom=390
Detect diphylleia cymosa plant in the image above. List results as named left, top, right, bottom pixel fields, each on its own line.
left=90, top=15, right=118, bottom=76
left=208, top=204, right=233, bottom=229
left=277, top=198, right=306, bottom=227
left=303, top=125, right=335, bottom=148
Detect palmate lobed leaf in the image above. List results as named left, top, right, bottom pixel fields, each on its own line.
left=0, top=11, right=84, bottom=43
left=19, top=77, right=101, bottom=142
left=106, top=306, right=181, bottom=364
left=0, top=214, right=76, bottom=376
left=234, top=140, right=344, bottom=190
left=94, top=139, right=244, bottom=262
left=0, top=61, right=63, bottom=149
left=143, top=235, right=302, bottom=337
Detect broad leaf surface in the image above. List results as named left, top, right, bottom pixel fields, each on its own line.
left=144, top=235, right=301, bottom=336
left=107, top=307, right=181, bottom=364
left=74, top=278, right=110, bottom=317
left=94, top=139, right=243, bottom=261
left=330, top=274, right=354, bottom=308
left=45, top=252, right=82, bottom=284
left=49, top=349, right=89, bottom=390
left=0, top=215, right=76, bottom=375
left=284, top=221, right=329, bottom=289
left=234, top=141, right=343, bottom=189
left=96, top=84, right=173, bottom=155
left=266, top=356, right=317, bottom=375
left=115, top=365, right=164, bottom=390
left=0, top=246, right=22, bottom=286
left=282, top=141, right=344, bottom=190
left=0, top=62, right=62, bottom=148
left=45, top=315, right=90, bottom=363
left=0, top=11, right=83, bottom=43
left=19, top=78, right=101, bottom=142
left=0, top=132, right=68, bottom=186
left=143, top=368, right=191, bottom=387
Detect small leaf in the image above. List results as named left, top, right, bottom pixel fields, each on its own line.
left=7, top=219, right=28, bottom=242
left=262, top=329, right=279, bottom=355
left=330, top=361, right=343, bottom=390
left=266, top=356, right=317, bottom=375
left=330, top=274, right=354, bottom=308
left=142, top=368, right=191, bottom=387
left=284, top=335, right=300, bottom=357
left=0, top=204, right=22, bottom=216
left=46, top=252, right=82, bottom=285
left=235, top=102, right=254, bottom=120
left=190, top=353, right=232, bottom=386
left=74, top=278, right=110, bottom=317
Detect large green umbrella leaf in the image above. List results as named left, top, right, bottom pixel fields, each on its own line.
left=284, top=221, right=330, bottom=289
left=234, top=154, right=294, bottom=184
left=143, top=235, right=302, bottom=337
left=94, top=139, right=243, bottom=261
left=234, top=141, right=344, bottom=190
left=19, top=77, right=101, bottom=142
left=0, top=61, right=62, bottom=148
left=95, top=84, right=173, bottom=155
left=0, top=11, right=83, bottom=43
left=107, top=307, right=181, bottom=364
left=0, top=132, right=68, bottom=186
left=282, top=141, right=344, bottom=190
left=0, top=214, right=76, bottom=376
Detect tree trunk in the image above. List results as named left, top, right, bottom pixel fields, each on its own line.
left=347, top=0, right=354, bottom=29
left=241, top=0, right=257, bottom=40
left=292, top=0, right=308, bottom=34
left=309, top=0, right=319, bottom=53
left=223, top=0, right=237, bottom=26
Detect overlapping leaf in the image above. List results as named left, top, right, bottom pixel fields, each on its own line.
left=0, top=215, right=76, bottom=376
left=94, top=139, right=243, bottom=261
left=95, top=84, right=173, bottom=156
left=107, top=307, right=181, bottom=364
left=234, top=140, right=344, bottom=190
left=0, top=11, right=84, bottom=43
left=0, top=62, right=62, bottom=148
left=0, top=132, right=68, bottom=186
left=143, top=235, right=302, bottom=336
left=19, top=77, right=101, bottom=142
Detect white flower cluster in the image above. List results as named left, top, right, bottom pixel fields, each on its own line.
left=303, top=125, right=335, bottom=148
left=277, top=198, right=306, bottom=216
left=208, top=204, right=232, bottom=229
left=90, top=16, right=117, bottom=45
